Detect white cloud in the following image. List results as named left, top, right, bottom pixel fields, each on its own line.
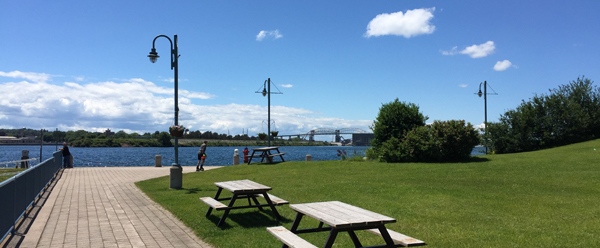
left=0, top=75, right=372, bottom=135
left=441, top=46, right=458, bottom=55
left=256, top=30, right=283, bottom=41
left=281, top=84, right=293, bottom=88
left=460, top=41, right=495, bottom=58
left=364, top=8, right=436, bottom=38
left=459, top=84, right=468, bottom=88
left=0, top=71, right=52, bottom=83
left=493, top=60, right=512, bottom=71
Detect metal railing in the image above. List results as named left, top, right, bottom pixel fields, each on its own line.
left=0, top=151, right=62, bottom=243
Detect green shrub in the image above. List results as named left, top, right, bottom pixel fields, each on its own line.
left=429, top=120, right=480, bottom=161
left=365, top=147, right=379, bottom=160
left=378, top=120, right=479, bottom=162
left=370, top=98, right=428, bottom=150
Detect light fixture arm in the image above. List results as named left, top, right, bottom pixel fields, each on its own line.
left=150, top=35, right=177, bottom=69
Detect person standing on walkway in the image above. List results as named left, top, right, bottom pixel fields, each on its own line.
left=196, top=141, right=208, bottom=171
left=59, top=142, right=72, bottom=168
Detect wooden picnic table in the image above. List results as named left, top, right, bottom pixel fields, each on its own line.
left=247, top=146, right=286, bottom=164
left=200, top=179, right=288, bottom=227
left=269, top=201, right=425, bottom=248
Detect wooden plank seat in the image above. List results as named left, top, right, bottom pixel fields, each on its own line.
left=267, top=226, right=318, bottom=248
left=254, top=193, right=289, bottom=205
left=366, top=228, right=426, bottom=247
left=267, top=152, right=286, bottom=157
left=199, top=197, right=228, bottom=210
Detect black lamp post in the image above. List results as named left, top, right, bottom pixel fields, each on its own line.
left=475, top=81, right=498, bottom=154
left=148, top=34, right=182, bottom=189
left=256, top=78, right=282, bottom=147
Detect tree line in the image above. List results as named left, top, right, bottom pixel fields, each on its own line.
left=0, top=129, right=313, bottom=147
left=486, top=76, right=600, bottom=153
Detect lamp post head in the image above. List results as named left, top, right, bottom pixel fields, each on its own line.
left=148, top=48, right=159, bottom=63
left=477, top=82, right=484, bottom=97
left=262, top=88, right=267, bottom=97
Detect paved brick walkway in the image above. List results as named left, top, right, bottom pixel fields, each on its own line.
left=22, top=166, right=218, bottom=248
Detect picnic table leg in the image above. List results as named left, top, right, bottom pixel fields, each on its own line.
left=260, top=151, right=267, bottom=162
left=276, top=148, right=285, bottom=162
left=250, top=195, right=264, bottom=211
left=347, top=231, right=363, bottom=248
left=376, top=225, right=396, bottom=247
left=262, top=193, right=282, bottom=220
left=247, top=151, right=256, bottom=164
left=289, top=213, right=304, bottom=232
left=323, top=229, right=339, bottom=248
left=206, top=188, right=223, bottom=217
left=281, top=213, right=305, bottom=248
left=217, top=194, right=238, bottom=227
left=267, top=150, right=273, bottom=163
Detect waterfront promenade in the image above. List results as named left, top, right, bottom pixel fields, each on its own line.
left=21, top=166, right=219, bottom=248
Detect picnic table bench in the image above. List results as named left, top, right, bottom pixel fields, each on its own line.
left=200, top=179, right=289, bottom=227
left=247, top=146, right=286, bottom=164
left=268, top=201, right=426, bottom=248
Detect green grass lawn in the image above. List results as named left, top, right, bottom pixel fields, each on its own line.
left=0, top=168, right=25, bottom=182
left=136, top=139, right=600, bottom=247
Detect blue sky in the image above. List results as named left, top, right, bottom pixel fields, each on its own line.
left=1, top=1, right=599, bottom=140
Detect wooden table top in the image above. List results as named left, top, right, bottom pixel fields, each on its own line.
left=214, top=179, right=272, bottom=193
left=252, top=146, right=280, bottom=151
left=290, top=201, right=396, bottom=228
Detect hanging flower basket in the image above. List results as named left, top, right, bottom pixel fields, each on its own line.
left=169, top=125, right=185, bottom=137
left=258, top=133, right=267, bottom=140
left=270, top=131, right=279, bottom=137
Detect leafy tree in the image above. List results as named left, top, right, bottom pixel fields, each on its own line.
left=152, top=131, right=160, bottom=139
left=370, top=98, right=428, bottom=150
left=157, top=132, right=172, bottom=147
left=488, top=76, right=600, bottom=153
left=113, top=130, right=128, bottom=139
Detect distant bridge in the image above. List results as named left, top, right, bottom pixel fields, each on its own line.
left=279, top=128, right=372, bottom=143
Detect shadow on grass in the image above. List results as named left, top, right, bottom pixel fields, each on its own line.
left=207, top=210, right=293, bottom=230
left=461, top=156, right=490, bottom=163
left=249, top=161, right=286, bottom=166
left=179, top=186, right=218, bottom=194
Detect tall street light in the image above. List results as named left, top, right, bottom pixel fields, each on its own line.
left=475, top=81, right=498, bottom=154
left=255, top=78, right=282, bottom=147
left=148, top=34, right=182, bottom=189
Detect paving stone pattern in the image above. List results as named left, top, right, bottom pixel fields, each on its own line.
left=25, top=166, right=216, bottom=248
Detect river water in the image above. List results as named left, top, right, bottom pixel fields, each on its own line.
left=1, top=145, right=486, bottom=167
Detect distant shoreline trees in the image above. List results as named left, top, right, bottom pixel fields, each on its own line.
left=0, top=128, right=322, bottom=147
left=486, top=76, right=600, bottom=154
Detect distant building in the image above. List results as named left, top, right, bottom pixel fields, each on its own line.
left=352, top=133, right=374, bottom=146
left=104, top=129, right=115, bottom=136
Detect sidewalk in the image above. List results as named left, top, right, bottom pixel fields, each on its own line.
left=22, top=166, right=218, bottom=248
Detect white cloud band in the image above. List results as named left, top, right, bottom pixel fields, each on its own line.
left=0, top=74, right=372, bottom=135
left=0, top=71, right=52, bottom=83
